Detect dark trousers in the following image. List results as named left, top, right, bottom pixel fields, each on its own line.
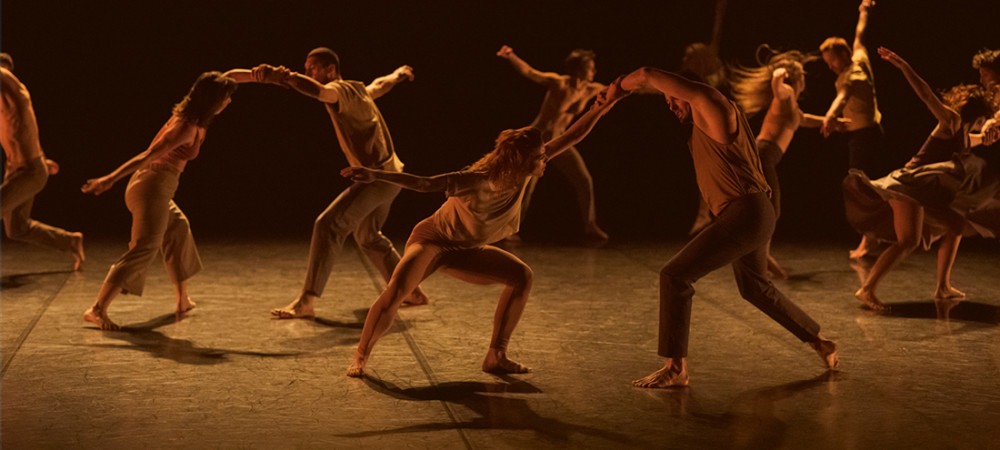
left=658, top=192, right=821, bottom=357
left=848, top=124, right=885, bottom=176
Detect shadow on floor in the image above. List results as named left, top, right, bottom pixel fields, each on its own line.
left=336, top=376, right=632, bottom=446
left=81, top=312, right=304, bottom=364
left=885, top=300, right=1000, bottom=325
left=1, top=270, right=75, bottom=289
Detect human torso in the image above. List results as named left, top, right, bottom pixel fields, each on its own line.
left=150, top=115, right=206, bottom=173
left=836, top=51, right=882, bottom=130
left=430, top=171, right=530, bottom=246
left=532, top=77, right=597, bottom=135
left=757, top=94, right=802, bottom=151
left=1, top=69, right=44, bottom=171
left=323, top=79, right=404, bottom=172
left=904, top=132, right=967, bottom=170
left=689, top=101, right=771, bottom=215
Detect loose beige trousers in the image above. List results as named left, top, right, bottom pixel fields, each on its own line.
left=1, top=157, right=76, bottom=252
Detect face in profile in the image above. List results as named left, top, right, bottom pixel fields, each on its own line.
left=980, top=67, right=999, bottom=89
left=577, top=60, right=596, bottom=82
left=304, top=56, right=335, bottom=83
left=821, top=50, right=849, bottom=74
left=666, top=96, right=692, bottom=123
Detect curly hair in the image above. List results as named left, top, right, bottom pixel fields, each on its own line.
left=729, top=49, right=816, bottom=116
left=172, top=71, right=238, bottom=127
left=564, top=49, right=596, bottom=78
left=468, top=126, right=543, bottom=190
left=940, top=84, right=997, bottom=124
left=972, top=48, right=1000, bottom=72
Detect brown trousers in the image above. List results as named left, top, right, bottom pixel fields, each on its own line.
left=1, top=157, right=76, bottom=252
left=103, top=165, right=202, bottom=295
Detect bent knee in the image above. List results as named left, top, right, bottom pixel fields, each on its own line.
left=510, top=266, right=534, bottom=290
left=895, top=236, right=921, bottom=251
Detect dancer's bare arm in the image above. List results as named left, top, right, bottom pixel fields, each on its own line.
left=253, top=65, right=340, bottom=104
left=970, top=119, right=999, bottom=147
left=545, top=78, right=629, bottom=159
left=340, top=167, right=449, bottom=193
left=822, top=86, right=850, bottom=137
left=221, top=69, right=258, bottom=84
left=367, top=65, right=415, bottom=100
left=801, top=113, right=849, bottom=130
left=81, top=122, right=198, bottom=195
left=496, top=45, right=561, bottom=87
left=853, top=0, right=874, bottom=54
left=878, top=47, right=960, bottom=136
left=622, top=67, right=734, bottom=143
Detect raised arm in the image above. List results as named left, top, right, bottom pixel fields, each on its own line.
left=621, top=67, right=735, bottom=143
left=340, top=167, right=449, bottom=193
left=545, top=78, right=629, bottom=158
left=877, top=47, right=960, bottom=135
left=496, top=45, right=562, bottom=87
left=853, top=0, right=874, bottom=54
left=366, top=65, right=414, bottom=100
left=771, top=67, right=794, bottom=101
left=221, top=69, right=256, bottom=84
left=81, top=122, right=197, bottom=195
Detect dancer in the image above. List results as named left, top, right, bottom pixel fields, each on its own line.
left=729, top=50, right=849, bottom=279
left=496, top=45, right=609, bottom=244
left=341, top=80, right=629, bottom=378
left=255, top=48, right=430, bottom=318
left=1, top=54, right=85, bottom=270
left=81, top=71, right=240, bottom=330
left=843, top=47, right=1000, bottom=311
left=971, top=48, right=1000, bottom=146
left=616, top=67, right=838, bottom=388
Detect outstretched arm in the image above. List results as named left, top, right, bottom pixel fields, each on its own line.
left=545, top=78, right=630, bottom=159
left=221, top=69, right=258, bottom=84
left=340, top=167, right=450, bottom=193
left=877, top=47, right=960, bottom=135
left=821, top=87, right=850, bottom=137
left=853, top=0, right=874, bottom=54
left=81, top=122, right=197, bottom=195
left=771, top=67, right=794, bottom=101
left=496, top=45, right=562, bottom=87
left=366, top=65, right=415, bottom=100
left=252, top=65, right=341, bottom=104
left=621, top=67, right=734, bottom=143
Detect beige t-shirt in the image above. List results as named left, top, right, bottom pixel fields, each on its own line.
left=1, top=68, right=43, bottom=170
left=689, top=101, right=771, bottom=216
left=323, top=80, right=404, bottom=172
left=836, top=50, right=882, bottom=130
left=429, top=171, right=530, bottom=246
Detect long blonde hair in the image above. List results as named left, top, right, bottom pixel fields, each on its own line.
left=468, top=126, right=543, bottom=190
left=729, top=48, right=815, bottom=116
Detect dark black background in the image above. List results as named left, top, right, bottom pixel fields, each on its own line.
left=3, top=0, right=998, bottom=248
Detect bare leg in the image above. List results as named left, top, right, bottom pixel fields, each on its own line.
left=70, top=232, right=85, bottom=271
left=83, top=281, right=122, bottom=331
left=348, top=243, right=443, bottom=377
left=849, top=235, right=875, bottom=260
left=174, top=280, right=196, bottom=314
left=633, top=357, right=689, bottom=388
left=809, top=335, right=839, bottom=370
left=934, top=233, right=965, bottom=300
left=271, top=292, right=317, bottom=319
left=856, top=199, right=923, bottom=311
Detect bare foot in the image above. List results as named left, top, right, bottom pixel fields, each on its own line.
left=83, top=306, right=120, bottom=331
left=70, top=232, right=85, bottom=271
left=501, top=234, right=523, bottom=247
left=935, top=286, right=965, bottom=300
left=582, top=223, right=610, bottom=246
left=632, top=364, right=689, bottom=389
left=848, top=247, right=868, bottom=260
left=482, top=349, right=532, bottom=374
left=402, top=290, right=429, bottom=307
left=271, top=294, right=316, bottom=319
left=855, top=288, right=889, bottom=312
left=809, top=337, right=839, bottom=370
left=767, top=255, right=788, bottom=280
left=177, top=296, right=197, bottom=313
left=346, top=356, right=366, bottom=378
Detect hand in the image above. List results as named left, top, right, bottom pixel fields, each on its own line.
left=772, top=67, right=788, bottom=80
left=252, top=64, right=290, bottom=85
left=832, top=117, right=852, bottom=133
left=877, top=47, right=908, bottom=70
left=394, top=65, right=415, bottom=82
left=496, top=45, right=515, bottom=59
left=44, top=158, right=60, bottom=175
left=983, top=119, right=1000, bottom=146
left=594, top=76, right=630, bottom=109
left=340, top=166, right=377, bottom=183
left=821, top=115, right=837, bottom=138
left=81, top=176, right=113, bottom=196
left=860, top=0, right=875, bottom=12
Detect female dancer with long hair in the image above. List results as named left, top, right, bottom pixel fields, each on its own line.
left=844, top=47, right=999, bottom=311
left=81, top=71, right=239, bottom=330
left=340, top=80, right=628, bottom=377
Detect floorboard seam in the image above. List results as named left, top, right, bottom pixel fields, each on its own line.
left=352, top=245, right=476, bottom=450
left=1, top=272, right=72, bottom=376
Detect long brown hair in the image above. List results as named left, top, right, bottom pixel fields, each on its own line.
left=729, top=48, right=816, bottom=116
left=468, top=126, right=543, bottom=190
left=941, top=84, right=998, bottom=125
left=172, top=71, right=238, bottom=127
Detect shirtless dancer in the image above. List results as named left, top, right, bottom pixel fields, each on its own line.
left=809, top=0, right=884, bottom=259
left=615, top=67, right=838, bottom=388
left=972, top=48, right=1000, bottom=146
left=496, top=46, right=609, bottom=244
left=1, top=54, right=85, bottom=269
left=261, top=48, right=429, bottom=318
left=729, top=51, right=848, bottom=279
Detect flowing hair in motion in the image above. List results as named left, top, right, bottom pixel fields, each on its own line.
left=468, top=126, right=543, bottom=190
